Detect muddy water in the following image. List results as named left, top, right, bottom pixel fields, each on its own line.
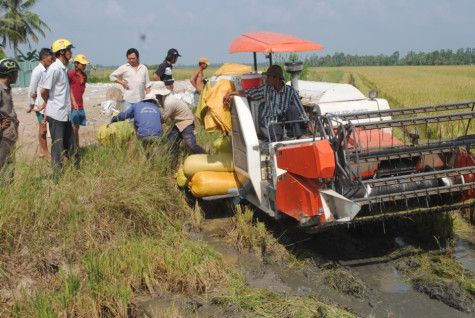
left=296, top=227, right=475, bottom=318
left=139, top=214, right=474, bottom=318
left=338, top=255, right=470, bottom=317
left=454, top=235, right=475, bottom=272
left=198, top=217, right=474, bottom=318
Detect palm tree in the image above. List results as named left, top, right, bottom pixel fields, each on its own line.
left=0, top=0, right=50, bottom=59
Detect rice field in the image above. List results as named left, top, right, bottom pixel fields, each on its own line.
left=307, top=65, right=475, bottom=107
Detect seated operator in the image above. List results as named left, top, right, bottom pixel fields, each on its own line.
left=223, top=64, right=309, bottom=141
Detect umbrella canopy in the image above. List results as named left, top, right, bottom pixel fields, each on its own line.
left=229, top=32, right=324, bottom=54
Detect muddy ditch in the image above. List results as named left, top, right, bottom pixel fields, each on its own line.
left=139, top=205, right=475, bottom=318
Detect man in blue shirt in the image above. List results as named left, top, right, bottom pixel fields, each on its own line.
left=110, top=93, right=163, bottom=145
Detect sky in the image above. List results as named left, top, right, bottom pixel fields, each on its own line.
left=2, top=0, right=475, bottom=68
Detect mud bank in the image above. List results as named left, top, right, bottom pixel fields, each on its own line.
left=139, top=209, right=475, bottom=318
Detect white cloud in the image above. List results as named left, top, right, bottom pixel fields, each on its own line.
left=105, top=0, right=126, bottom=19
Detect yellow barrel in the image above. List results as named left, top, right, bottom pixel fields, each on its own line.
left=183, top=153, right=234, bottom=178
left=189, top=171, right=242, bottom=197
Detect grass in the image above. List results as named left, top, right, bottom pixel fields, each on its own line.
left=0, top=139, right=356, bottom=317
left=321, top=263, right=368, bottom=299
left=396, top=247, right=475, bottom=313
left=308, top=65, right=475, bottom=105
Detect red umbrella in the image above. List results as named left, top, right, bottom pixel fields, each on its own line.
left=229, top=32, right=324, bottom=70
left=229, top=31, right=324, bottom=54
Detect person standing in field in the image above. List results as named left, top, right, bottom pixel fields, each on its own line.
left=68, top=54, right=89, bottom=150
left=27, top=48, right=54, bottom=161
left=153, top=48, right=181, bottom=90
left=0, top=58, right=20, bottom=183
left=110, top=48, right=151, bottom=112
left=152, top=81, right=206, bottom=167
left=41, top=39, right=79, bottom=182
left=190, top=57, right=210, bottom=107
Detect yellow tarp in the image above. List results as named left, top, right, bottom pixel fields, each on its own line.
left=202, top=79, right=235, bottom=133
left=195, top=81, right=211, bottom=126
left=213, top=63, right=252, bottom=76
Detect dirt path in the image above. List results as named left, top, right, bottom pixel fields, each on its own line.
left=12, top=80, right=195, bottom=159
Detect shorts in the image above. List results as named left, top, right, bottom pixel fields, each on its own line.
left=193, top=91, right=200, bottom=107
left=35, top=111, right=45, bottom=123
left=71, top=109, right=86, bottom=126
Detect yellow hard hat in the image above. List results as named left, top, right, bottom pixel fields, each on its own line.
left=74, top=54, right=89, bottom=64
left=52, top=39, right=74, bottom=53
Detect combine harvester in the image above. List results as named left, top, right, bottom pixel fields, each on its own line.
left=190, top=32, right=475, bottom=231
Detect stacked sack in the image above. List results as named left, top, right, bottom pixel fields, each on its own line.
left=177, top=134, right=248, bottom=197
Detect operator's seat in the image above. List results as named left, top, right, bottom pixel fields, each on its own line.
left=257, top=101, right=312, bottom=142
left=257, top=102, right=268, bottom=140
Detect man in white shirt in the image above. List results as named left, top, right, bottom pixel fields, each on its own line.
left=109, top=48, right=151, bottom=111
left=27, top=48, right=54, bottom=161
left=40, top=39, right=78, bottom=182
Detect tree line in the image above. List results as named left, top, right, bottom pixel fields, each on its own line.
left=307, top=49, right=475, bottom=67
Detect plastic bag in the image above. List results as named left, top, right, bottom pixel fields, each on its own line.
left=213, top=133, right=232, bottom=153
left=101, top=100, right=121, bottom=115
left=175, top=165, right=190, bottom=188
left=175, top=91, right=194, bottom=106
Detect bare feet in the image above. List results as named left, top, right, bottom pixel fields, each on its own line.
left=39, top=153, right=52, bottom=163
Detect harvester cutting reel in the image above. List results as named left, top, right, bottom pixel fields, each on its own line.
left=313, top=100, right=475, bottom=227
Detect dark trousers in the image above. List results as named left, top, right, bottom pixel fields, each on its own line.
left=0, top=137, right=15, bottom=183
left=262, top=105, right=305, bottom=142
left=167, top=124, right=206, bottom=166
left=47, top=116, right=79, bottom=180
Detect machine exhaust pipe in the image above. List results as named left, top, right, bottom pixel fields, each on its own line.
left=284, top=61, right=303, bottom=92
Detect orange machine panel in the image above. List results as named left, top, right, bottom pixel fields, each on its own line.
left=454, top=150, right=475, bottom=201
left=348, top=129, right=403, bottom=149
left=276, top=140, right=335, bottom=179
left=276, top=173, right=324, bottom=223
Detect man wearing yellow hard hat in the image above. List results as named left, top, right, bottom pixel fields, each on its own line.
left=40, top=38, right=79, bottom=182
left=68, top=54, right=89, bottom=150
